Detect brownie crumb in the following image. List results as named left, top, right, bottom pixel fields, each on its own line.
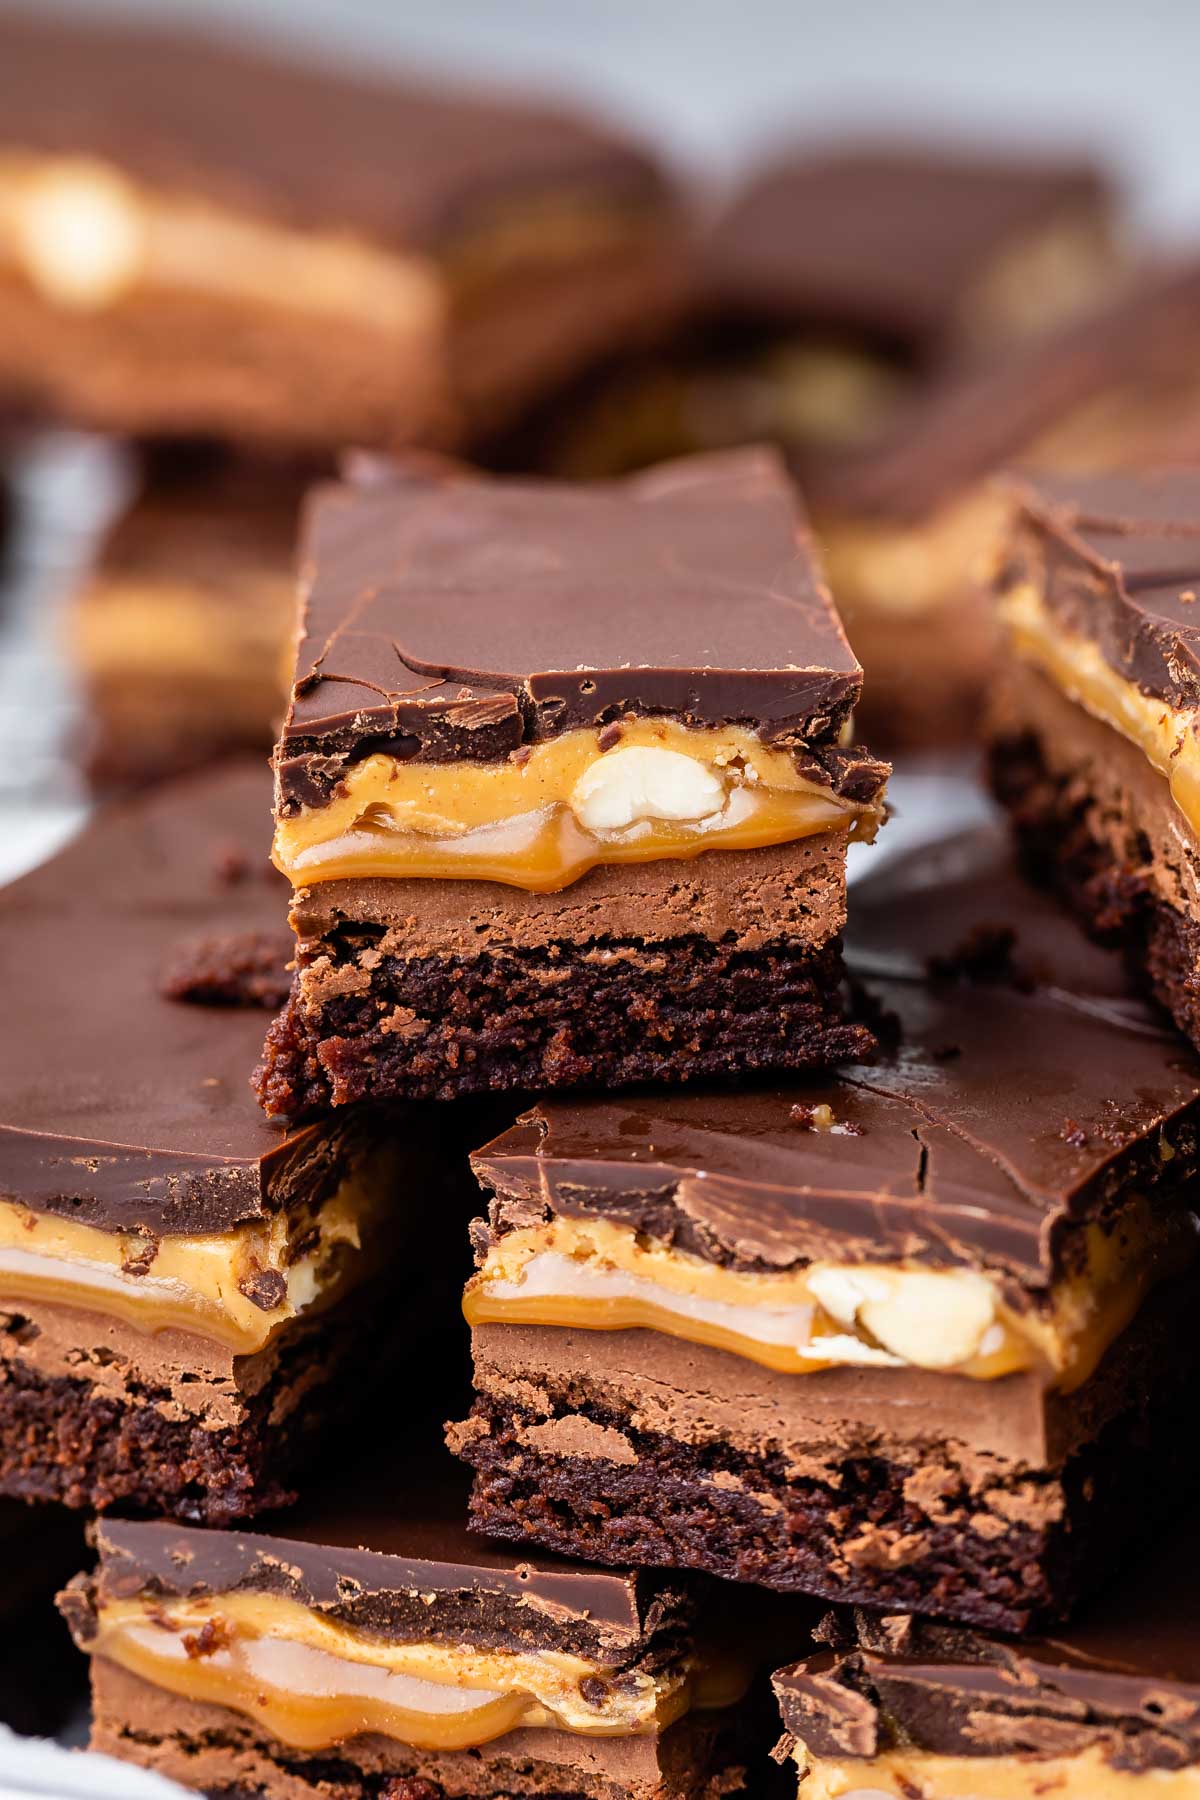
left=237, top=1268, right=289, bottom=1313
left=120, top=1239, right=160, bottom=1278
left=211, top=841, right=251, bottom=886
left=161, top=930, right=292, bottom=1009
left=182, top=1617, right=231, bottom=1660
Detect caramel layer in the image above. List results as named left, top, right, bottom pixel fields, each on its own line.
left=0, top=1152, right=389, bottom=1352
left=1000, top=581, right=1200, bottom=838
left=273, top=724, right=882, bottom=893
left=90, top=1591, right=693, bottom=1753
left=465, top=1207, right=1192, bottom=1390
left=794, top=1745, right=1200, bottom=1798
left=0, top=154, right=442, bottom=334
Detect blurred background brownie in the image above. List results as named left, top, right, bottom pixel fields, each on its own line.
left=70, top=449, right=302, bottom=786
left=451, top=828, right=1200, bottom=1632
left=0, top=12, right=686, bottom=454
left=257, top=449, right=888, bottom=1114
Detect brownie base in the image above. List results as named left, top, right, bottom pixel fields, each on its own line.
left=256, top=934, right=872, bottom=1114
left=0, top=1281, right=408, bottom=1524
left=988, top=664, right=1200, bottom=1051
left=452, top=1295, right=1200, bottom=1634
left=90, top=1660, right=745, bottom=1800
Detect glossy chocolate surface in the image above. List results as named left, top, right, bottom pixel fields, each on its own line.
left=0, top=762, right=370, bottom=1234
left=1007, top=467, right=1200, bottom=710
left=706, top=144, right=1110, bottom=353
left=89, top=1456, right=688, bottom=1658
left=0, top=12, right=666, bottom=249
left=473, top=828, right=1200, bottom=1286
left=276, top=450, right=867, bottom=811
left=774, top=1512, right=1200, bottom=1769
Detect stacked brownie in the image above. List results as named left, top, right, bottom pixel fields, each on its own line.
left=4, top=14, right=1200, bottom=1800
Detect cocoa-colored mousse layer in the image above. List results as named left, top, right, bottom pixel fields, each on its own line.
left=255, top=833, right=869, bottom=1115
left=452, top=1273, right=1200, bottom=1635
left=990, top=659, right=1200, bottom=1053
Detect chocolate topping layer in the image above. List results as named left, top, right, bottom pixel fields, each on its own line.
left=73, top=1457, right=692, bottom=1666
left=0, top=762, right=377, bottom=1235
left=817, top=259, right=1200, bottom=522
left=473, top=827, right=1200, bottom=1290
left=706, top=144, right=1111, bottom=352
left=775, top=1512, right=1200, bottom=1772
left=275, top=450, right=866, bottom=814
left=1004, top=466, right=1200, bottom=710
left=0, top=12, right=666, bottom=251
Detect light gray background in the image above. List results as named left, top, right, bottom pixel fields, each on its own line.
left=39, top=0, right=1200, bottom=235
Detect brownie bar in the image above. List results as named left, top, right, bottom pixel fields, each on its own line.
left=60, top=1460, right=753, bottom=1800
left=0, top=762, right=482, bottom=1522
left=258, top=450, right=888, bottom=1114
left=774, top=1513, right=1200, bottom=1796
left=0, top=14, right=683, bottom=450
left=73, top=452, right=301, bottom=786
left=449, top=826, right=1200, bottom=1632
left=989, top=468, right=1200, bottom=1053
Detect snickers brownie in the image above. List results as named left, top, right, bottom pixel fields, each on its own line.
left=450, top=828, right=1200, bottom=1632
left=256, top=449, right=888, bottom=1114
left=813, top=260, right=1200, bottom=744
left=990, top=467, right=1200, bottom=1056
left=0, top=13, right=682, bottom=451
left=73, top=453, right=301, bottom=786
left=773, top=1517, right=1200, bottom=1797
left=60, top=1464, right=752, bottom=1800
left=0, top=761, right=476, bottom=1523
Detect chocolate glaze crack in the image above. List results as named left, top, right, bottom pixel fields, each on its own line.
left=471, top=828, right=1200, bottom=1292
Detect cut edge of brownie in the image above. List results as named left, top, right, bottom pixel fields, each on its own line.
left=255, top=935, right=873, bottom=1116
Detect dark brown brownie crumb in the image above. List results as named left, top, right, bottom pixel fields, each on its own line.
left=255, top=935, right=873, bottom=1117
left=160, top=930, right=292, bottom=1010
left=989, top=728, right=1200, bottom=1050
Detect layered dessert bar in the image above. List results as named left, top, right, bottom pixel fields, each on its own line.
left=0, top=13, right=682, bottom=450
left=256, top=449, right=889, bottom=1115
left=0, top=761, right=474, bottom=1522
left=814, top=260, right=1200, bottom=744
left=698, top=143, right=1124, bottom=459
left=990, top=467, right=1200, bottom=1054
left=60, top=1467, right=753, bottom=1800
left=72, top=453, right=300, bottom=785
left=450, top=827, right=1200, bottom=1632
left=773, top=1520, right=1200, bottom=1798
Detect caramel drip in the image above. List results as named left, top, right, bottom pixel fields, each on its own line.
left=89, top=1592, right=691, bottom=1753
left=1000, top=581, right=1200, bottom=837
left=273, top=724, right=881, bottom=894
